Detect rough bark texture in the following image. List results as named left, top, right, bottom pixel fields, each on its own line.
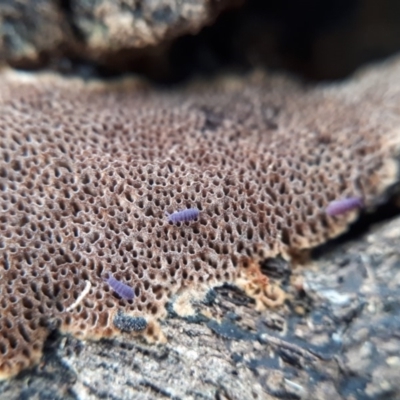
left=0, top=0, right=70, bottom=67
left=0, top=209, right=399, bottom=399
left=0, top=0, right=239, bottom=69
left=2, top=0, right=400, bottom=81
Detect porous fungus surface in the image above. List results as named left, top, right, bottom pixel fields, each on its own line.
left=0, top=60, right=400, bottom=379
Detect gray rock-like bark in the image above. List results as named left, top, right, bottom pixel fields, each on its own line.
left=0, top=0, right=238, bottom=68
left=0, top=0, right=69, bottom=66
left=1, top=211, right=399, bottom=399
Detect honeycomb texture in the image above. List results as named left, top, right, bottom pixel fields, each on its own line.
left=1, top=59, right=400, bottom=379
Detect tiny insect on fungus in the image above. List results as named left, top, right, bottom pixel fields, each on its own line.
left=165, top=207, right=200, bottom=224
left=105, top=275, right=135, bottom=300
left=325, top=197, right=363, bottom=216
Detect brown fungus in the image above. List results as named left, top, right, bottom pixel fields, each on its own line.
left=0, top=58, right=400, bottom=379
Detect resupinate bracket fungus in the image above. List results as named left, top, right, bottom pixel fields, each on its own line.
left=0, top=56, right=400, bottom=379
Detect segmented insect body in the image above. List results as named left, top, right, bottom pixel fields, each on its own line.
left=166, top=207, right=200, bottom=224
left=105, top=275, right=135, bottom=300
left=326, top=197, right=363, bottom=216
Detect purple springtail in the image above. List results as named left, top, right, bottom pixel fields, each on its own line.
left=105, top=275, right=135, bottom=300
left=326, top=197, right=363, bottom=216
left=166, top=207, right=200, bottom=224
